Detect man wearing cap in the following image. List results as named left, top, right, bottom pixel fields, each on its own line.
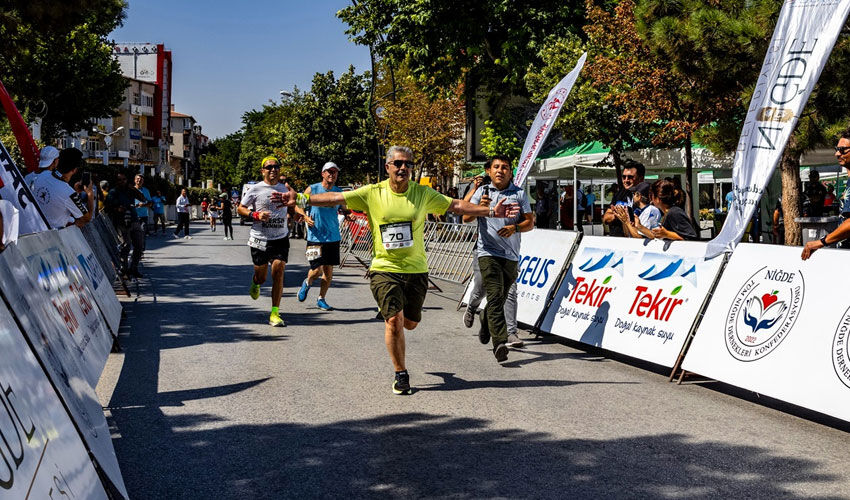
left=32, top=148, right=94, bottom=229
left=236, top=155, right=297, bottom=327
left=26, top=146, right=59, bottom=189
left=294, top=161, right=349, bottom=310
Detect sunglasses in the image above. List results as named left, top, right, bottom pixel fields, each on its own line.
left=390, top=159, right=415, bottom=168
left=622, top=175, right=636, bottom=180
left=835, top=146, right=850, bottom=155
left=263, top=164, right=281, bottom=170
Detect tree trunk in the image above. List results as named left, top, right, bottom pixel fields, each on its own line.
left=780, top=142, right=802, bottom=246
left=611, top=148, right=623, bottom=188
left=683, top=135, right=694, bottom=221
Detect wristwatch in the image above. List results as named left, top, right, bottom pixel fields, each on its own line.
left=514, top=223, right=520, bottom=233
left=820, top=236, right=830, bottom=247
left=488, top=207, right=495, bottom=218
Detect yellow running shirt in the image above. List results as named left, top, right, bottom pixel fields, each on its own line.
left=343, top=180, right=452, bottom=273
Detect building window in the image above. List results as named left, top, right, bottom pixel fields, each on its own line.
left=133, top=93, right=141, bottom=106
left=133, top=118, right=141, bottom=130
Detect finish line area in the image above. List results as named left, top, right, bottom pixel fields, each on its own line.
left=93, top=223, right=850, bottom=498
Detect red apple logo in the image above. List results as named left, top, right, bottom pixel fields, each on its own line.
left=762, top=291, right=779, bottom=308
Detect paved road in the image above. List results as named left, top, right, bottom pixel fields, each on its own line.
left=98, top=222, right=850, bottom=499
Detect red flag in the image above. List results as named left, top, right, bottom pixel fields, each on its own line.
left=0, top=79, right=39, bottom=173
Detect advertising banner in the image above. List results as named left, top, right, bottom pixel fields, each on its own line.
left=59, top=226, right=122, bottom=335
left=0, top=299, right=107, bottom=499
left=0, top=244, right=128, bottom=498
left=513, top=53, right=586, bottom=187
left=14, top=230, right=113, bottom=387
left=706, top=0, right=850, bottom=257
left=0, top=138, right=49, bottom=234
left=683, top=243, right=850, bottom=422
left=461, top=229, right=579, bottom=327
left=81, top=222, right=118, bottom=285
left=539, top=237, right=724, bottom=368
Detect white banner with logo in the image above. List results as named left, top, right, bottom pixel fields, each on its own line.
left=0, top=138, right=49, bottom=234
left=461, top=229, right=579, bottom=327
left=0, top=243, right=128, bottom=498
left=0, top=299, right=108, bottom=499
left=14, top=230, right=113, bottom=387
left=706, top=0, right=850, bottom=257
left=539, top=236, right=724, bottom=368
left=513, top=52, right=587, bottom=187
left=683, top=243, right=850, bottom=422
left=59, top=226, right=122, bottom=335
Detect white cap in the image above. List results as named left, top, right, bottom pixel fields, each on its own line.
left=39, top=146, right=60, bottom=169
left=322, top=162, right=339, bottom=172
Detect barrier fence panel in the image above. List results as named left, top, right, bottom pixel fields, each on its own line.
left=538, top=236, right=725, bottom=368
left=14, top=230, right=114, bottom=386
left=339, top=213, right=373, bottom=269
left=461, top=229, right=580, bottom=327
left=81, top=221, right=117, bottom=285
left=0, top=243, right=128, bottom=498
left=423, top=221, right=477, bottom=284
left=60, top=226, right=123, bottom=336
left=682, top=243, right=850, bottom=423
left=0, top=298, right=108, bottom=499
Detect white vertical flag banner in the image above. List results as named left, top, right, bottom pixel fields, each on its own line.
left=514, top=52, right=587, bottom=187
left=0, top=138, right=49, bottom=234
left=706, top=0, right=850, bottom=258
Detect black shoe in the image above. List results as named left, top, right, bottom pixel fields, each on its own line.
left=478, top=310, right=490, bottom=345
left=392, top=371, right=411, bottom=395
left=493, top=343, right=509, bottom=362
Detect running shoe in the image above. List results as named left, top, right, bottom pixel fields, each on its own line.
left=392, top=371, right=411, bottom=395
left=297, top=280, right=310, bottom=302
left=249, top=282, right=260, bottom=300
left=316, top=298, right=333, bottom=311
left=269, top=311, right=285, bottom=327
left=478, top=310, right=490, bottom=345
left=463, top=306, right=475, bottom=328
left=223, top=237, right=228, bottom=240
left=506, top=333, right=524, bottom=348
left=184, top=235, right=193, bottom=240
left=493, top=343, right=509, bottom=362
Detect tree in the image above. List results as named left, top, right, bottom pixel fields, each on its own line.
left=376, top=75, right=466, bottom=184
left=200, top=132, right=243, bottom=188
left=0, top=0, right=128, bottom=139
left=238, top=104, right=291, bottom=183
left=282, top=67, right=377, bottom=188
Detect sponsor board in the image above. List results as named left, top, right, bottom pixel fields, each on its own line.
left=683, top=243, right=850, bottom=422
left=59, top=226, right=122, bottom=335
left=539, top=237, right=724, bottom=368
left=14, top=230, right=113, bottom=387
left=0, top=299, right=108, bottom=499
left=0, top=243, right=128, bottom=498
left=461, top=229, right=579, bottom=326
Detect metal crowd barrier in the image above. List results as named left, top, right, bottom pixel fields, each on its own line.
left=338, top=215, right=478, bottom=285
left=339, top=213, right=374, bottom=269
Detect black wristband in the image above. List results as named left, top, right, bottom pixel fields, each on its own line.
left=820, top=236, right=829, bottom=247
left=514, top=224, right=520, bottom=233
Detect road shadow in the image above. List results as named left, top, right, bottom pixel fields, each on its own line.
left=419, top=371, right=637, bottom=392
left=107, top=410, right=839, bottom=499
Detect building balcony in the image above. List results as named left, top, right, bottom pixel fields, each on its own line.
left=131, top=104, right=155, bottom=117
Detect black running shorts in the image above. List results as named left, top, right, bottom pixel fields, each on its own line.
left=307, top=240, right=341, bottom=269
left=250, top=237, right=290, bottom=266
left=369, top=272, right=429, bottom=323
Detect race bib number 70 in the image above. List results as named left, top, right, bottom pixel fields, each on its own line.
left=380, top=222, right=413, bottom=250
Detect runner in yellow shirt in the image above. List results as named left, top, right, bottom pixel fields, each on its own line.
left=298, top=145, right=519, bottom=395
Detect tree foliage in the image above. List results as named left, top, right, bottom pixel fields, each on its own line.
left=0, top=0, right=128, bottom=139
left=200, top=132, right=243, bottom=188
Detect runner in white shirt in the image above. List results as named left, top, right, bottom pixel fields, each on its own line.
left=173, top=189, right=192, bottom=239
left=236, top=156, right=296, bottom=327
left=31, top=148, right=93, bottom=229
left=25, top=145, right=59, bottom=189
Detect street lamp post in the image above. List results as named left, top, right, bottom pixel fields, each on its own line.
left=93, top=126, right=124, bottom=166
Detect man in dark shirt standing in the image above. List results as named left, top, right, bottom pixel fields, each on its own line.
left=106, top=172, right=147, bottom=278
left=603, top=159, right=645, bottom=236
left=804, top=170, right=826, bottom=217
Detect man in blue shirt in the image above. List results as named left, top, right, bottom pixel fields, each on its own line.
left=464, top=155, right=534, bottom=362
left=134, top=174, right=153, bottom=236
left=295, top=162, right=349, bottom=310
left=151, top=190, right=167, bottom=235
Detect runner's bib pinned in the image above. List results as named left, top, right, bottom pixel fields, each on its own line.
left=248, top=236, right=268, bottom=251
left=380, top=222, right=413, bottom=250
left=306, top=244, right=322, bottom=261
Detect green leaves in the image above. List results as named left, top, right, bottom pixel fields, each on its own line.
left=671, top=285, right=682, bottom=296
left=603, top=275, right=612, bottom=285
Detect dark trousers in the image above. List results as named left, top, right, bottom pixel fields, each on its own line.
left=174, top=212, right=190, bottom=236
left=479, top=256, right=519, bottom=346
left=153, top=213, right=167, bottom=233
left=118, top=221, right=145, bottom=272
left=222, top=216, right=233, bottom=238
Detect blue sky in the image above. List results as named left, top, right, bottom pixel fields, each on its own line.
left=111, top=0, right=370, bottom=140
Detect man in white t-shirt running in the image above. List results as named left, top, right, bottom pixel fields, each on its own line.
left=237, top=156, right=296, bottom=327
left=31, top=148, right=94, bottom=229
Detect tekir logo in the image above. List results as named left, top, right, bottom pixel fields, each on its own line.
left=831, top=307, right=850, bottom=389
left=725, top=266, right=804, bottom=362
left=566, top=248, right=623, bottom=308
left=540, top=88, right=569, bottom=121
left=627, top=254, right=697, bottom=322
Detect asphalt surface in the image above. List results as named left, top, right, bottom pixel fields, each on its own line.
left=97, top=222, right=850, bottom=499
